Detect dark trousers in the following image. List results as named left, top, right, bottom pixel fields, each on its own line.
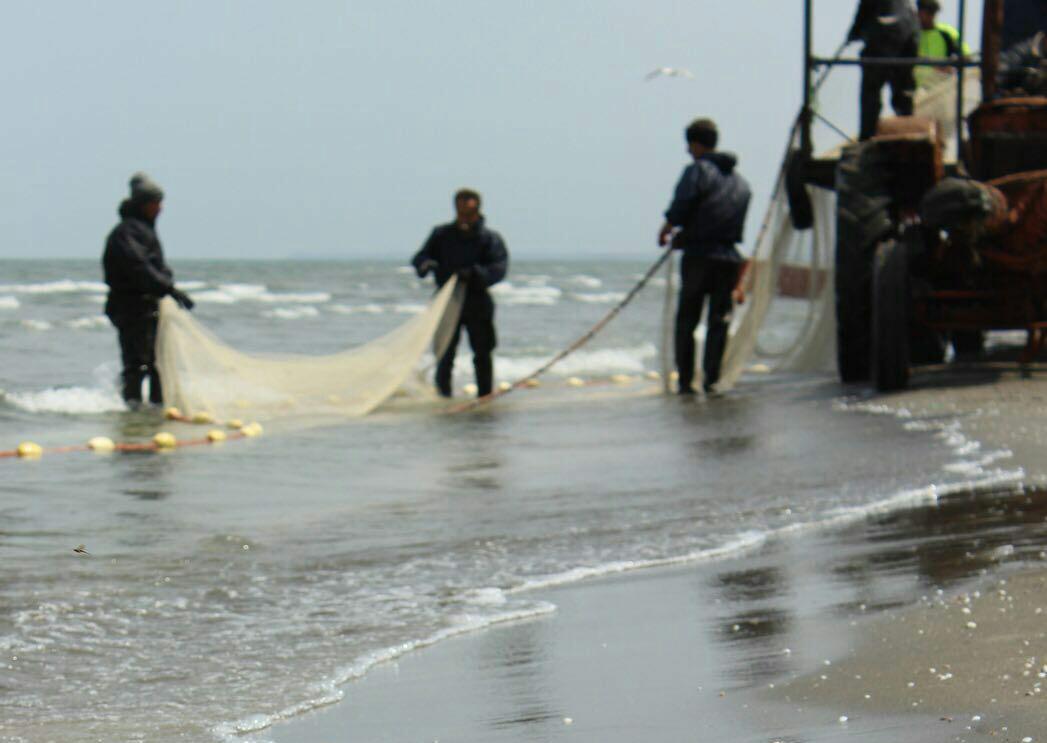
left=675, top=255, right=739, bottom=393
left=859, top=45, right=916, bottom=140
left=436, top=294, right=497, bottom=397
left=110, top=307, right=162, bottom=405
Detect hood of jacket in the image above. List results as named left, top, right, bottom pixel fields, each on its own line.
left=701, top=151, right=738, bottom=176
left=118, top=199, right=156, bottom=228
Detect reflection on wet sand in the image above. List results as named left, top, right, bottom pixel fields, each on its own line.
left=703, top=487, right=1047, bottom=690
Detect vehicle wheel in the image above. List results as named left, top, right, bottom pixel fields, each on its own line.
left=951, top=330, right=985, bottom=361
left=835, top=143, right=893, bottom=382
left=872, top=237, right=910, bottom=391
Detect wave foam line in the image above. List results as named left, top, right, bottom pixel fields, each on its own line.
left=510, top=469, right=1024, bottom=597
left=214, top=474, right=1026, bottom=740
left=508, top=531, right=769, bottom=594
left=212, top=602, right=556, bottom=742
left=0, top=280, right=107, bottom=294
left=2, top=387, right=125, bottom=415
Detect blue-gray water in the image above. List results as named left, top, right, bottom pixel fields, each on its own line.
left=0, top=260, right=1022, bottom=742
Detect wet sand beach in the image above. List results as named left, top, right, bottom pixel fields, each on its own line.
left=267, top=365, right=1047, bottom=743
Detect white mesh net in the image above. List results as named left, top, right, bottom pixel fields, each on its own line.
left=697, top=72, right=980, bottom=391
left=155, top=278, right=463, bottom=422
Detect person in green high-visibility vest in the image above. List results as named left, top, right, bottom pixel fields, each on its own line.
left=915, top=0, right=971, bottom=89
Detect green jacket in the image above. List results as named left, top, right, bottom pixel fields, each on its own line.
left=916, top=23, right=970, bottom=88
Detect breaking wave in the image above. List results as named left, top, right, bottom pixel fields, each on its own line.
left=329, top=303, right=384, bottom=315
left=489, top=282, right=563, bottom=306
left=2, top=386, right=125, bottom=414
left=194, top=284, right=331, bottom=305
left=262, top=307, right=321, bottom=320
left=20, top=319, right=52, bottom=331
left=68, top=315, right=109, bottom=330
left=571, top=291, right=626, bottom=304
left=494, top=343, right=657, bottom=380
left=0, top=280, right=107, bottom=294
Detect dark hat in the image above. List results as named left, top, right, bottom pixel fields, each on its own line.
left=129, top=172, right=164, bottom=203
left=685, top=118, right=718, bottom=149
left=917, top=0, right=941, bottom=12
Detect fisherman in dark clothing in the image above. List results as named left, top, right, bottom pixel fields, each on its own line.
left=848, top=0, right=920, bottom=140
left=996, top=31, right=1047, bottom=97
left=412, top=188, right=509, bottom=398
left=659, top=119, right=751, bottom=397
left=103, top=173, right=194, bottom=407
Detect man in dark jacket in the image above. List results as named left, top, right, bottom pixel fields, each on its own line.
left=849, top=0, right=920, bottom=139
left=996, top=31, right=1047, bottom=97
left=103, top=173, right=194, bottom=407
left=412, top=188, right=509, bottom=398
left=659, top=118, right=751, bottom=396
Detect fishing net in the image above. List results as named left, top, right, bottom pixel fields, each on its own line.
left=694, top=70, right=982, bottom=391
left=155, top=278, right=463, bottom=422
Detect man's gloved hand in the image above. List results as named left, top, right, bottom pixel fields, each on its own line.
left=416, top=259, right=439, bottom=278
left=170, top=288, right=195, bottom=311
left=456, top=267, right=474, bottom=281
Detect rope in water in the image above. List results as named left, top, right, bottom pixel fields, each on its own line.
left=0, top=410, right=263, bottom=461
left=445, top=248, right=675, bottom=414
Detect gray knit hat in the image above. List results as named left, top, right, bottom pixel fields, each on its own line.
left=129, top=172, right=164, bottom=203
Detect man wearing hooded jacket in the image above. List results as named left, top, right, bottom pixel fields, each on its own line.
left=413, top=188, right=509, bottom=398
left=102, top=173, right=194, bottom=407
left=659, top=118, right=751, bottom=396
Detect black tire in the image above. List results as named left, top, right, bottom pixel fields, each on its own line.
left=910, top=324, right=946, bottom=365
left=785, top=149, right=814, bottom=230
left=951, top=330, right=986, bottom=362
left=835, top=143, right=893, bottom=383
left=872, top=236, right=911, bottom=391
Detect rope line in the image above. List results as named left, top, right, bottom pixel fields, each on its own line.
left=445, top=248, right=674, bottom=414
left=1, top=410, right=262, bottom=461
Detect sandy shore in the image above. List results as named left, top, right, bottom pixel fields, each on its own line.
left=265, top=365, right=1047, bottom=743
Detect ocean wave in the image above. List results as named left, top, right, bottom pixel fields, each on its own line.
left=262, top=307, right=321, bottom=320
left=494, top=343, right=656, bottom=380
left=392, top=304, right=425, bottom=314
left=194, top=284, right=331, bottom=305
left=509, top=531, right=768, bottom=594
left=489, top=282, right=562, bottom=306
left=0, top=280, right=107, bottom=294
left=571, top=291, right=626, bottom=304
left=329, top=303, right=384, bottom=315
left=569, top=274, right=603, bottom=289
left=68, top=315, right=109, bottom=330
left=20, top=319, right=52, bottom=331
left=3, top=386, right=125, bottom=414
left=0, top=296, right=19, bottom=310
left=214, top=602, right=556, bottom=742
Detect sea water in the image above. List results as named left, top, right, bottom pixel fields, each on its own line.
left=0, top=259, right=1023, bottom=742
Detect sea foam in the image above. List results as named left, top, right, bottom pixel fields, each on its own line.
left=3, top=386, right=125, bottom=414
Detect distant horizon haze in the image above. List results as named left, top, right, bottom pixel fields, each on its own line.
left=1, top=1, right=984, bottom=261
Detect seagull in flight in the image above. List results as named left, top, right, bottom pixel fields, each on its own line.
left=645, top=67, right=695, bottom=81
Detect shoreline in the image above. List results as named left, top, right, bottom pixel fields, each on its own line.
left=262, top=366, right=1047, bottom=743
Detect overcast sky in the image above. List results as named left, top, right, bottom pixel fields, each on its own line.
left=0, top=1, right=983, bottom=261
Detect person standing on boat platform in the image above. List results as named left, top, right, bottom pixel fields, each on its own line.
left=914, top=0, right=970, bottom=90
left=848, top=0, right=920, bottom=139
left=413, top=188, right=508, bottom=398
left=658, top=118, right=751, bottom=397
left=102, top=173, right=195, bottom=408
